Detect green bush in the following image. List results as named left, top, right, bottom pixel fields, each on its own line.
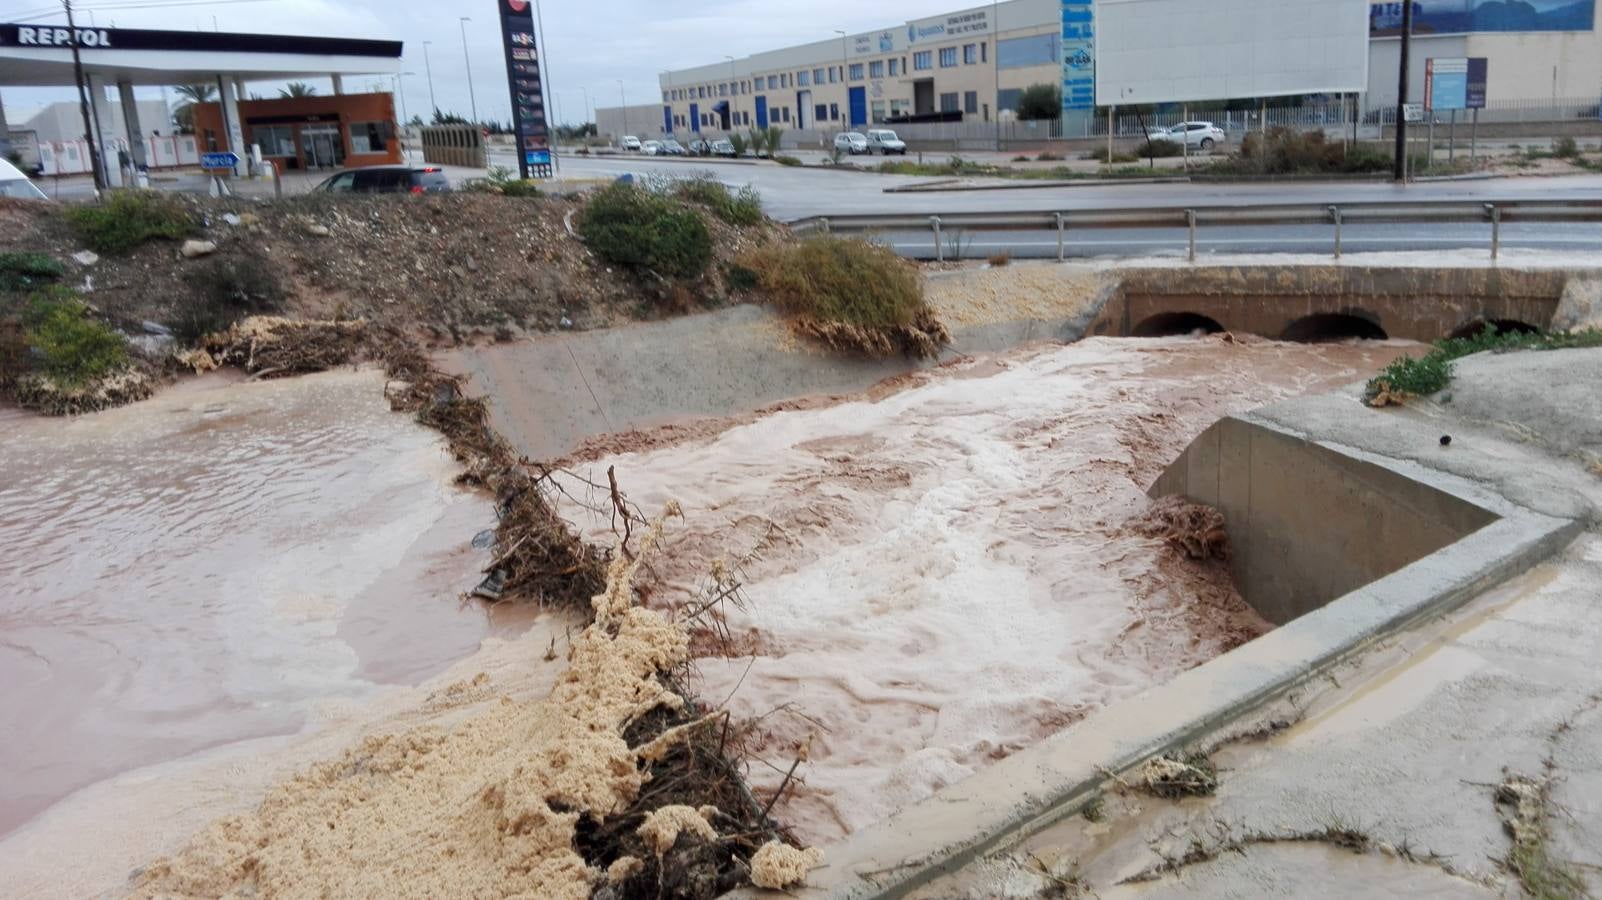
left=22, top=289, right=127, bottom=387
left=1366, top=323, right=1602, bottom=403
left=0, top=252, right=65, bottom=292
left=173, top=253, right=288, bottom=344
left=1230, top=128, right=1393, bottom=175
left=739, top=237, right=925, bottom=329
left=1083, top=147, right=1139, bottom=164
left=1135, top=138, right=1183, bottom=158
left=724, top=263, right=759, bottom=293
left=66, top=190, right=195, bottom=254
left=1553, top=136, right=1580, bottom=159
left=773, top=154, right=802, bottom=167
left=466, top=165, right=543, bottom=197
left=665, top=176, right=763, bottom=226
left=576, top=182, right=712, bottom=279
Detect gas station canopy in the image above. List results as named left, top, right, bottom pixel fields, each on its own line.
left=0, top=24, right=402, bottom=86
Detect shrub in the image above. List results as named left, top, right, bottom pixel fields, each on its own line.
left=1015, top=84, right=1061, bottom=121
left=1036, top=151, right=1063, bottom=162
left=665, top=175, right=763, bottom=226
left=173, top=253, right=288, bottom=344
left=0, top=252, right=65, bottom=292
left=739, top=237, right=924, bottom=329
left=1231, top=128, right=1393, bottom=175
left=724, top=263, right=759, bottom=293
left=1135, top=138, right=1183, bottom=158
left=1366, top=323, right=1602, bottom=404
left=1012, top=155, right=1031, bottom=163
left=987, top=251, right=1012, bottom=267
left=66, top=190, right=195, bottom=254
left=1083, top=147, right=1139, bottom=165
left=1553, top=136, right=1580, bottom=159
left=576, top=182, right=712, bottom=279
left=22, top=289, right=127, bottom=387
left=773, top=155, right=802, bottom=167
left=729, top=132, right=749, bottom=157
left=465, top=165, right=542, bottom=197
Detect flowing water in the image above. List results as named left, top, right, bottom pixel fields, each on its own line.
left=0, top=369, right=521, bottom=839
left=558, top=335, right=1411, bottom=844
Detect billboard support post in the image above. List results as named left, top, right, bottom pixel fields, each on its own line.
left=1394, top=0, right=1413, bottom=182
left=1449, top=109, right=1456, bottom=163
left=1471, top=109, right=1479, bottom=160
left=497, top=0, right=553, bottom=179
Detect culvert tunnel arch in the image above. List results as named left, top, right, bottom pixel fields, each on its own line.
left=1131, top=312, right=1226, bottom=338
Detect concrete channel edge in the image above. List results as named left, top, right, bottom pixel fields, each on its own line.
left=726, top=416, right=1582, bottom=900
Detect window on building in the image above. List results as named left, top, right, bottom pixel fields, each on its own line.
left=829, top=102, right=839, bottom=120
left=981, top=41, right=988, bottom=63
left=251, top=124, right=295, bottom=157
left=998, top=34, right=1059, bottom=69
left=889, top=58, right=900, bottom=77
left=964, top=44, right=977, bottom=65
left=890, top=98, right=911, bottom=118
left=781, top=73, right=790, bottom=87
left=814, top=103, right=828, bottom=122
left=814, top=68, right=826, bottom=84
left=767, top=75, right=778, bottom=89
left=798, top=70, right=810, bottom=86
left=869, top=61, right=884, bottom=78
left=662, top=91, right=669, bottom=103
left=781, top=107, right=790, bottom=123
left=828, top=67, right=838, bottom=84
left=870, top=100, right=887, bottom=123
left=964, top=91, right=979, bottom=114
left=350, top=121, right=391, bottom=153
left=939, top=47, right=957, bottom=68
left=914, top=51, right=932, bottom=71
left=940, top=92, right=960, bottom=113
left=718, top=84, right=727, bottom=97
left=849, top=63, right=864, bottom=80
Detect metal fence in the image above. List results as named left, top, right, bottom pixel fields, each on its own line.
left=791, top=199, right=1602, bottom=262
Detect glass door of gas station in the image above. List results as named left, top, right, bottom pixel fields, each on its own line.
left=299, top=124, right=345, bottom=170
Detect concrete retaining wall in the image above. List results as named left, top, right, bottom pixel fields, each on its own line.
left=1151, top=417, right=1498, bottom=625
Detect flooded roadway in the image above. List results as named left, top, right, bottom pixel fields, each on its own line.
left=0, top=369, right=520, bottom=839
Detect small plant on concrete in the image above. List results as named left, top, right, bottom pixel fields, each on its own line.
left=1138, top=751, right=1218, bottom=799
left=577, top=181, right=713, bottom=280
left=21, top=288, right=128, bottom=388
left=1367, top=324, right=1602, bottom=406
left=66, top=190, right=195, bottom=255
left=1497, top=773, right=1587, bottom=900
left=0, top=252, right=65, bottom=292
left=1081, top=795, right=1106, bottom=823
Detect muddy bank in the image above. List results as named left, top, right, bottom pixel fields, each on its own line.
left=0, top=369, right=519, bottom=839
left=555, top=335, right=1411, bottom=844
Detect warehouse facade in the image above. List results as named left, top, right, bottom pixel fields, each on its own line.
left=653, top=0, right=1601, bottom=137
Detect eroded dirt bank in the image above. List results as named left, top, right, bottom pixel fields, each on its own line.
left=556, top=335, right=1412, bottom=845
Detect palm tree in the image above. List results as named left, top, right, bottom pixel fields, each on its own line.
left=280, top=82, right=318, bottom=99
left=172, top=83, right=217, bottom=135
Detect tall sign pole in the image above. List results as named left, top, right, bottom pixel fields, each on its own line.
left=63, top=0, right=106, bottom=189
left=1393, top=0, right=1413, bottom=182
left=496, top=0, right=552, bottom=178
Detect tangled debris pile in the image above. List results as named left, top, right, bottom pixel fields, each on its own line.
left=1138, top=751, right=1219, bottom=799
left=1129, top=496, right=1232, bottom=562
left=130, top=516, right=820, bottom=900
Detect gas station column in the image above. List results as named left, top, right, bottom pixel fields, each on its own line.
left=0, top=90, right=11, bottom=159
left=216, top=75, right=246, bottom=175
left=331, top=74, right=344, bottom=95
left=116, top=80, right=148, bottom=170
left=85, top=74, right=124, bottom=187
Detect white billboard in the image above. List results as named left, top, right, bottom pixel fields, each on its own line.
left=1094, top=0, right=1370, bottom=106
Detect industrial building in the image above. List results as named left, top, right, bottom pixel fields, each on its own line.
left=643, top=0, right=1601, bottom=139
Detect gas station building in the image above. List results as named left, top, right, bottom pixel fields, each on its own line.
left=0, top=22, right=401, bottom=185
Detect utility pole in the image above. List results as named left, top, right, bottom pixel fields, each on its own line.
left=63, top=0, right=106, bottom=189
left=1393, top=0, right=1413, bottom=182
left=618, top=80, right=627, bottom=136
left=459, top=17, right=478, bottom=123
left=533, top=0, right=559, bottom=174
left=835, top=30, right=848, bottom=127
left=423, top=41, right=437, bottom=117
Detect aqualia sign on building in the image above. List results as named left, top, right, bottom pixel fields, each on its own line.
left=1061, top=0, right=1096, bottom=112
left=1371, top=0, right=1596, bottom=34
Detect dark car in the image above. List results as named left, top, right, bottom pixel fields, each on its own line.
left=314, top=165, right=451, bottom=194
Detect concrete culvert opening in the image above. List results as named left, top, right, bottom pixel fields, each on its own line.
left=1280, top=314, right=1388, bottom=343
left=1448, top=318, right=1541, bottom=340
left=1132, top=312, right=1226, bottom=338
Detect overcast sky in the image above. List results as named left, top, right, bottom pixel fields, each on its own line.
left=2, top=0, right=952, bottom=124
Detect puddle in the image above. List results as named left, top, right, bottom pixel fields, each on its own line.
left=558, top=335, right=1412, bottom=843
left=0, top=369, right=517, bottom=838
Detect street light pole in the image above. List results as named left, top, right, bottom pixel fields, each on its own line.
left=63, top=0, right=106, bottom=189
left=393, top=71, right=415, bottom=124
left=1393, top=0, right=1413, bottom=182
left=581, top=87, right=591, bottom=125
left=618, top=80, right=628, bottom=136
left=835, top=30, right=847, bottom=127
left=459, top=17, right=478, bottom=124
left=423, top=41, right=437, bottom=117
left=725, top=55, right=736, bottom=132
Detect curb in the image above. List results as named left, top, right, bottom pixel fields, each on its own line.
left=884, top=176, right=1190, bottom=193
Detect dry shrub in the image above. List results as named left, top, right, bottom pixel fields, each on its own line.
left=174, top=252, right=288, bottom=344
left=1140, top=751, right=1218, bottom=799
left=987, top=251, right=1012, bottom=267
left=740, top=236, right=950, bottom=359
left=199, top=316, right=366, bottom=379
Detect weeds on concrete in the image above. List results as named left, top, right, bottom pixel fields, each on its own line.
left=1140, top=751, right=1219, bottom=799
left=1367, top=324, right=1602, bottom=406
left=1496, top=773, right=1587, bottom=900
left=65, top=190, right=195, bottom=255
left=1027, top=854, right=1089, bottom=898
left=1081, top=795, right=1106, bottom=823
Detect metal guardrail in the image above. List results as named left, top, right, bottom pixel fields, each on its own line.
left=789, top=199, right=1602, bottom=262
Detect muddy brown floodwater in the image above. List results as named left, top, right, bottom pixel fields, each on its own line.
left=558, top=335, right=1412, bottom=845
left=0, top=369, right=525, bottom=840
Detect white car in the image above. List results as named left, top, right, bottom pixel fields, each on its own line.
left=641, top=140, right=664, bottom=156
left=0, top=157, right=47, bottom=200
left=621, top=135, right=642, bottom=152
left=866, top=129, right=907, bottom=156
left=833, top=132, right=869, bottom=155
left=1145, top=121, right=1226, bottom=151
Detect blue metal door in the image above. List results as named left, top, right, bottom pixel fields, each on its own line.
left=848, top=87, right=867, bottom=127
left=755, top=96, right=768, bottom=129
left=663, top=106, right=673, bottom=134
left=689, top=103, right=700, bottom=133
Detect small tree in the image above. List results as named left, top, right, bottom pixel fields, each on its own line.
left=764, top=126, right=786, bottom=154
left=279, top=82, right=318, bottom=99
left=172, top=83, right=216, bottom=135
left=729, top=132, right=749, bottom=157
left=1015, top=84, right=1062, bottom=121
left=746, top=128, right=768, bottom=157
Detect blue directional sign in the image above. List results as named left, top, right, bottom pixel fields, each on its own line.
left=200, top=151, right=240, bottom=170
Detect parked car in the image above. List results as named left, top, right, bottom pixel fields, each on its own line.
left=866, top=129, right=908, bottom=155
left=687, top=139, right=712, bottom=156
left=313, top=165, right=450, bottom=194
left=641, top=140, right=664, bottom=156
left=0, top=157, right=47, bottom=200
left=1144, top=121, right=1227, bottom=151
left=661, top=139, right=688, bottom=156
left=622, top=135, right=642, bottom=151
left=710, top=139, right=737, bottom=158
left=834, top=132, right=869, bottom=155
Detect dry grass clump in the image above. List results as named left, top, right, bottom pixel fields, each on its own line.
left=1139, top=751, right=1218, bottom=799
left=195, top=316, right=367, bottom=379
left=739, top=236, right=951, bottom=359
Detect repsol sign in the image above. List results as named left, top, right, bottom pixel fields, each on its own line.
left=14, top=26, right=113, bottom=47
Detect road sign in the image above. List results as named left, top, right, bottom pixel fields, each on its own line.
left=200, top=151, right=240, bottom=170
left=1402, top=103, right=1425, bottom=123
left=1425, top=57, right=1488, bottom=111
